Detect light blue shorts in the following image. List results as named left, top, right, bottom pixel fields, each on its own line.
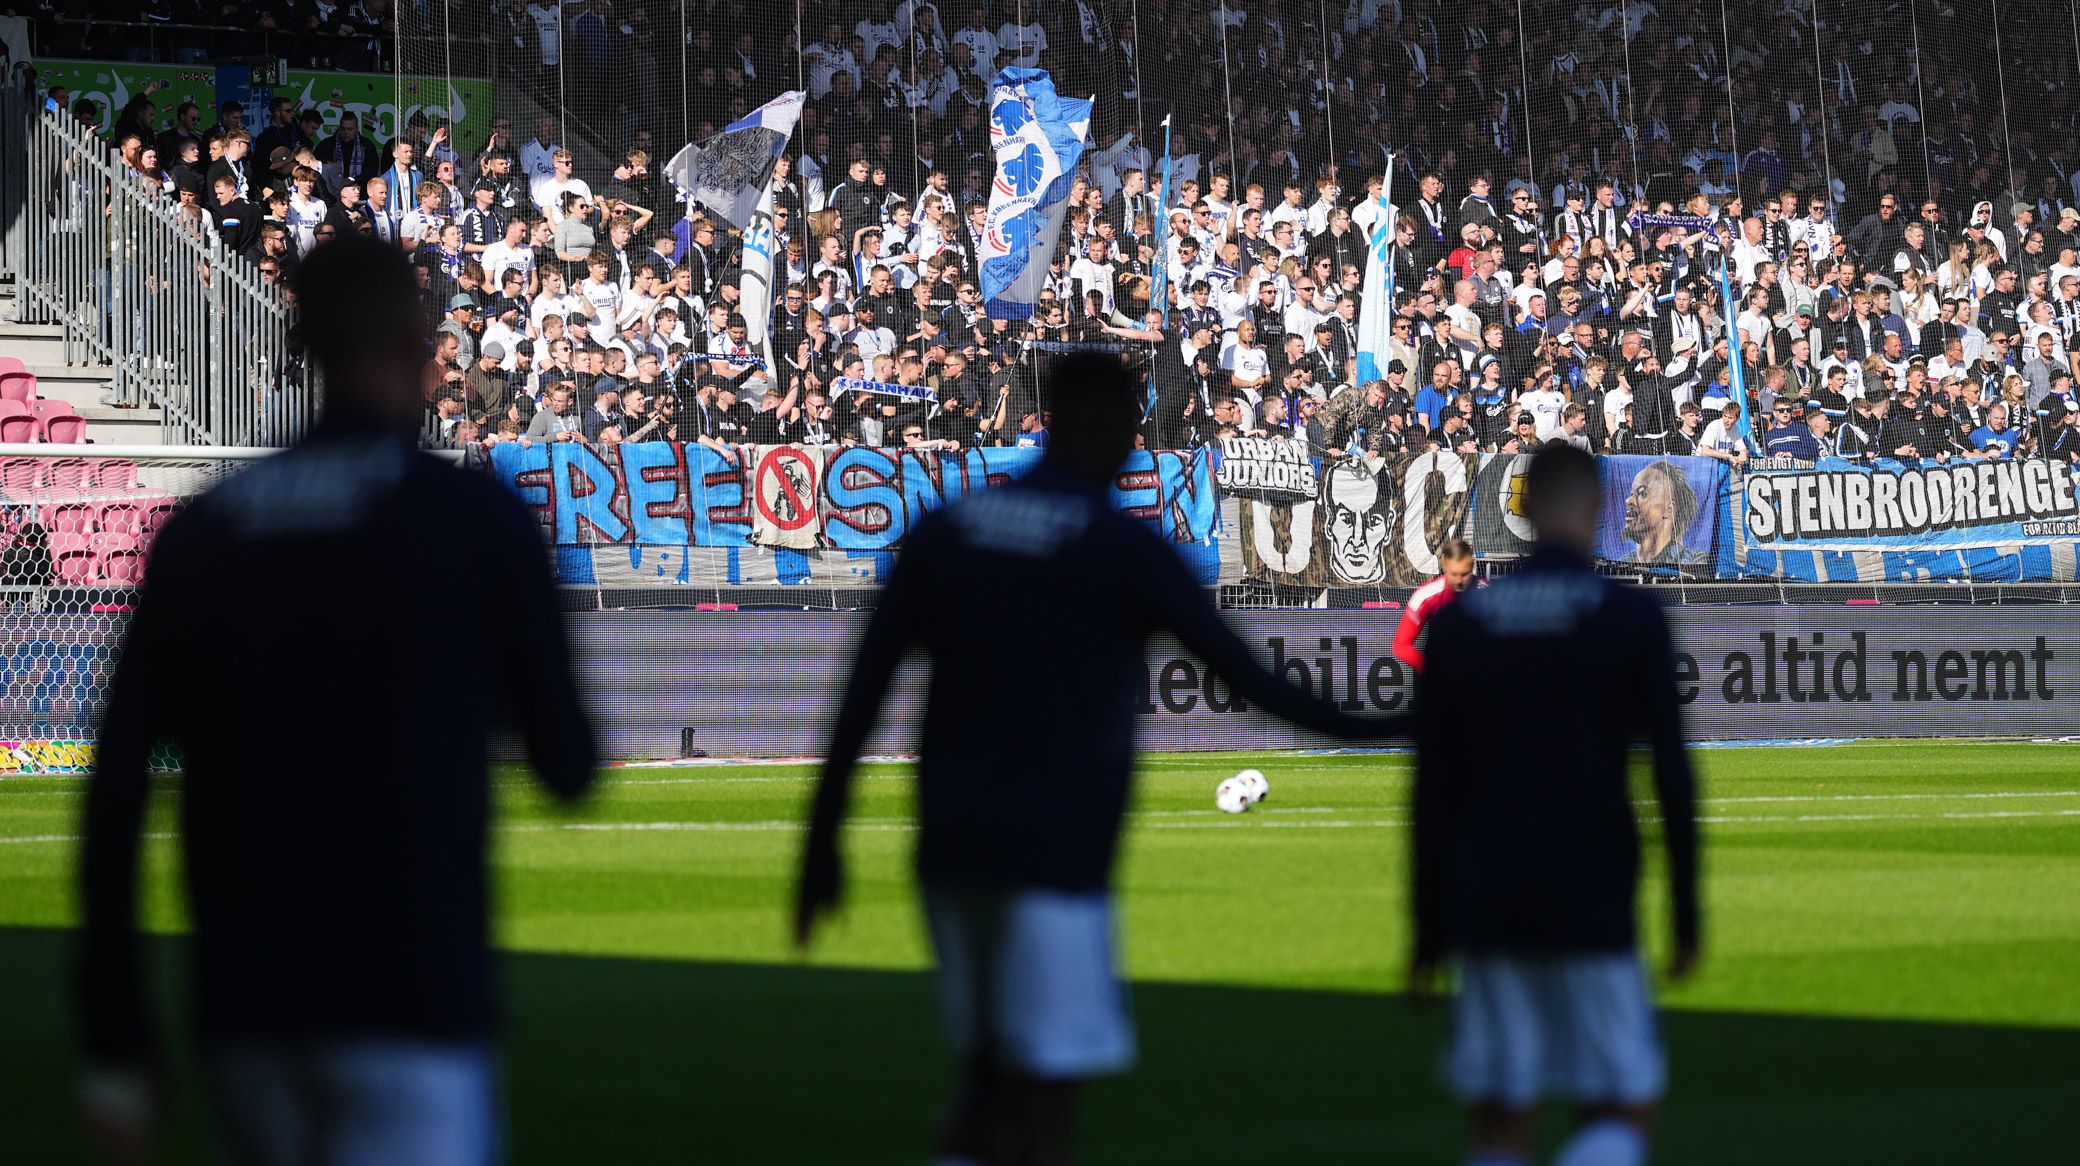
left=1444, top=951, right=1666, bottom=1108
left=924, top=884, right=1137, bottom=1080
left=205, top=1039, right=498, bottom=1166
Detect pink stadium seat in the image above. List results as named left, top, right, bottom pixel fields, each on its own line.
left=92, top=460, right=139, bottom=491
left=42, top=415, right=86, bottom=444
left=98, top=503, right=142, bottom=535
left=45, top=503, right=96, bottom=534
left=91, top=530, right=138, bottom=556
left=0, top=457, right=42, bottom=494
left=0, top=357, right=24, bottom=377
left=29, top=398, right=75, bottom=420
left=45, top=458, right=88, bottom=492
left=140, top=497, right=181, bottom=533
left=54, top=548, right=99, bottom=585
left=100, top=550, right=146, bottom=585
left=0, top=371, right=35, bottom=403
left=0, top=400, right=37, bottom=443
left=50, top=531, right=91, bottom=557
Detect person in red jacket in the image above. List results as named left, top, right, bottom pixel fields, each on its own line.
left=1393, top=538, right=1482, bottom=672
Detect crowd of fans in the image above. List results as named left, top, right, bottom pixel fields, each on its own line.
left=15, top=0, right=2080, bottom=465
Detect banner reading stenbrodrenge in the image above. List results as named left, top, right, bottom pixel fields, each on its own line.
left=1238, top=450, right=1473, bottom=589
left=1722, top=457, right=2080, bottom=582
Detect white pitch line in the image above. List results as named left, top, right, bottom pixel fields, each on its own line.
left=11, top=804, right=2080, bottom=849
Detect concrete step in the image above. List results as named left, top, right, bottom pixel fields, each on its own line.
left=5, top=364, right=168, bottom=445
left=0, top=320, right=78, bottom=368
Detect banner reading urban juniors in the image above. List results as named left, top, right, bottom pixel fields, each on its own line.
left=488, top=442, right=1220, bottom=581
left=1237, top=450, right=1473, bottom=589
left=1721, top=456, right=2080, bottom=582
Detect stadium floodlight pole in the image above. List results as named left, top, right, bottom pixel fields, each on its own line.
left=1153, top=113, right=1173, bottom=327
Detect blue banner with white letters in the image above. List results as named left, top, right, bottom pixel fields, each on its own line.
left=1719, top=457, right=2080, bottom=582
left=487, top=442, right=1220, bottom=585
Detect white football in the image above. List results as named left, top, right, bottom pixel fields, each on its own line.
left=1235, top=768, right=1269, bottom=803
left=1214, top=778, right=1253, bottom=814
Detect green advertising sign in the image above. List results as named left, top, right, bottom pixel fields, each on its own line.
left=29, top=59, right=494, bottom=148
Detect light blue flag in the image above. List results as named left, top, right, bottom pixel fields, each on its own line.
left=977, top=69, right=1093, bottom=320
left=1354, top=159, right=1398, bottom=384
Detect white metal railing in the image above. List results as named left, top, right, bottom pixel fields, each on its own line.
left=0, top=87, right=319, bottom=447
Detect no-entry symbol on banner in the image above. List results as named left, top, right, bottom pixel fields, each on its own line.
left=753, top=446, right=821, bottom=546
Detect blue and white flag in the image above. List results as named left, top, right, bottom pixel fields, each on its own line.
left=978, top=69, right=1092, bottom=320
left=1354, top=160, right=1398, bottom=385
left=664, top=90, right=805, bottom=230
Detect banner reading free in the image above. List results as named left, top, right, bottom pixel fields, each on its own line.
left=488, top=441, right=1222, bottom=583
left=30, top=59, right=494, bottom=145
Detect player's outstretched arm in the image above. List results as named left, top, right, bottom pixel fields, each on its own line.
left=1636, top=598, right=1701, bottom=977
left=495, top=496, right=598, bottom=802
left=796, top=538, right=929, bottom=948
left=1137, top=531, right=1403, bottom=740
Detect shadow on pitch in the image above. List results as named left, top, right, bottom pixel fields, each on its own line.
left=2, top=927, right=2071, bottom=1164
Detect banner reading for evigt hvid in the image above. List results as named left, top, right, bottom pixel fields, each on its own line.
left=1721, top=457, right=2080, bottom=582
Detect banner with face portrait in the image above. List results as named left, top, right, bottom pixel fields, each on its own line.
left=1594, top=454, right=1728, bottom=578
left=1237, top=451, right=1474, bottom=589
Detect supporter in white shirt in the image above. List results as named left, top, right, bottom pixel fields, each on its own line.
left=1068, top=239, right=1120, bottom=314
left=531, top=151, right=591, bottom=225
left=1521, top=377, right=1567, bottom=440
left=531, top=270, right=590, bottom=332
left=517, top=117, right=560, bottom=181
left=480, top=218, right=535, bottom=290
left=1220, top=325, right=1272, bottom=405
left=951, top=11, right=997, bottom=77
left=855, top=16, right=901, bottom=64
left=1283, top=278, right=1328, bottom=341
left=997, top=17, right=1047, bottom=66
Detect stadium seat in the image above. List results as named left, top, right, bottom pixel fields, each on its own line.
left=0, top=457, right=42, bottom=494
left=0, top=357, right=24, bottom=377
left=98, top=503, right=143, bottom=535
left=91, top=530, right=139, bottom=556
left=54, top=548, right=99, bottom=585
left=0, top=399, right=32, bottom=444
left=50, top=531, right=91, bottom=557
left=139, top=497, right=181, bottom=533
left=45, top=503, right=96, bottom=535
left=46, top=458, right=89, bottom=493
left=100, top=550, right=146, bottom=585
left=92, top=460, right=140, bottom=491
left=0, top=370, right=35, bottom=403
left=42, top=415, right=86, bottom=444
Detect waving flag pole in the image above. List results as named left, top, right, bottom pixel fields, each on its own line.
left=662, top=91, right=807, bottom=372
left=977, top=68, right=1094, bottom=320
left=1355, top=150, right=1398, bottom=385
left=1713, top=225, right=1755, bottom=449
left=1152, top=114, right=1174, bottom=327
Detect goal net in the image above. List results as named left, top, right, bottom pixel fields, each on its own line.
left=0, top=446, right=270, bottom=773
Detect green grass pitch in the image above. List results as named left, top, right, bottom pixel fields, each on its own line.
left=2, top=741, right=2077, bottom=1162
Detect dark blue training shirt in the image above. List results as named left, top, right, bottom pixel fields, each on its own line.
left=79, top=421, right=597, bottom=1061
left=1410, top=546, right=1699, bottom=960
left=818, top=463, right=1392, bottom=893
